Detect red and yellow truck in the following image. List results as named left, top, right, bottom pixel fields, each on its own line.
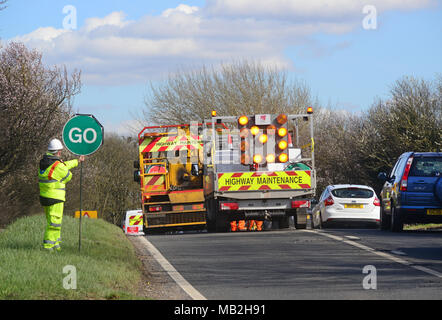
left=135, top=124, right=207, bottom=232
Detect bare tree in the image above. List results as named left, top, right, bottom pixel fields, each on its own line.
left=0, top=42, right=81, bottom=225
left=0, top=42, right=81, bottom=181
left=0, top=0, right=7, bottom=11
left=353, top=75, right=442, bottom=192
left=142, top=60, right=315, bottom=125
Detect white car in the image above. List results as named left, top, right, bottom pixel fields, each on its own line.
left=312, top=184, right=380, bottom=228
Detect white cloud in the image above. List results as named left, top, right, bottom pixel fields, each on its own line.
left=84, top=11, right=129, bottom=32
left=9, top=1, right=435, bottom=85
left=162, top=4, right=199, bottom=17
left=204, top=0, right=434, bottom=20
left=14, top=27, right=70, bottom=43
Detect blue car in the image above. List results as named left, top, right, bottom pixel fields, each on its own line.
left=378, top=152, right=442, bottom=232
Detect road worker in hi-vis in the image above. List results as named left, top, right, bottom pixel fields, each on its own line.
left=38, top=139, right=85, bottom=251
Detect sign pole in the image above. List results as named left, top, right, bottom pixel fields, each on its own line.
left=79, top=160, right=83, bottom=252
left=62, top=114, right=103, bottom=253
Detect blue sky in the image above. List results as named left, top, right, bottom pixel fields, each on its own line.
left=1, top=0, right=441, bottom=135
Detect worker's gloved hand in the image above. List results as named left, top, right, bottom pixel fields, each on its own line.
left=79, top=156, right=85, bottom=162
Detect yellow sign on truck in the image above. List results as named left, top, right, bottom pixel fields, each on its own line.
left=217, top=171, right=312, bottom=192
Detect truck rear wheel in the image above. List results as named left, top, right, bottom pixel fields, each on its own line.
left=278, top=216, right=290, bottom=229
left=390, top=206, right=403, bottom=232
left=206, top=199, right=229, bottom=233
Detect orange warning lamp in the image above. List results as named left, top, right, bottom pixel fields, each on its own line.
left=266, top=154, right=276, bottom=163
left=277, top=127, right=287, bottom=137
left=211, top=110, right=217, bottom=117
left=307, top=107, right=314, bottom=114
left=276, top=114, right=288, bottom=125
left=240, top=140, right=249, bottom=152
left=238, top=116, right=249, bottom=126
left=278, top=140, right=288, bottom=150
left=266, top=124, right=276, bottom=134
left=259, top=134, right=268, bottom=144
left=240, top=127, right=249, bottom=138
left=253, top=154, right=263, bottom=164
left=250, top=126, right=260, bottom=136
left=241, top=154, right=250, bottom=165
left=279, top=153, right=288, bottom=163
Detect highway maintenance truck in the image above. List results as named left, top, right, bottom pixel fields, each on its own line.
left=135, top=124, right=207, bottom=232
left=135, top=109, right=316, bottom=233
left=201, top=109, right=316, bottom=232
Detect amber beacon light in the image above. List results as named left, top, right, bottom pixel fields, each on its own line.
left=238, top=116, right=249, bottom=126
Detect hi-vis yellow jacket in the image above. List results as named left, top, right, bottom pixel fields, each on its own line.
left=38, top=153, right=78, bottom=206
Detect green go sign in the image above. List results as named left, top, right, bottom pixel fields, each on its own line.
left=63, top=114, right=104, bottom=155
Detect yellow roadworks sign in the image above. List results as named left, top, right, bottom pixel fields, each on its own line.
left=75, top=211, right=98, bottom=219
left=217, top=171, right=311, bottom=192
left=140, top=135, right=202, bottom=153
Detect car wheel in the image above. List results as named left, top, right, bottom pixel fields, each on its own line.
left=390, top=206, right=403, bottom=232
left=380, top=204, right=391, bottom=230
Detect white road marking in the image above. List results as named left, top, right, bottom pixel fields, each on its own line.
left=391, top=250, right=407, bottom=256
left=139, top=236, right=207, bottom=300
left=344, top=235, right=361, bottom=240
left=303, top=230, right=442, bottom=279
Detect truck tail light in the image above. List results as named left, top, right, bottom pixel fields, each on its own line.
left=292, top=200, right=310, bottom=208
left=220, top=202, right=239, bottom=211
left=149, top=206, right=162, bottom=212
left=324, top=196, right=334, bottom=206
left=400, top=157, right=413, bottom=191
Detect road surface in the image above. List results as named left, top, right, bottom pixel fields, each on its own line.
left=145, top=228, right=442, bottom=300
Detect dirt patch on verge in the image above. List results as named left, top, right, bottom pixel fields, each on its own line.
left=128, top=236, right=191, bottom=300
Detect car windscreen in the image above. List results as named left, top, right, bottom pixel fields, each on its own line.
left=409, top=157, right=442, bottom=177
left=331, top=188, right=374, bottom=198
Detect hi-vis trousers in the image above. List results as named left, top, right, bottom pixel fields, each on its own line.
left=43, top=202, right=64, bottom=251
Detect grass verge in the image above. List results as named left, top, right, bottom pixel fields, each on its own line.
left=0, top=214, right=146, bottom=300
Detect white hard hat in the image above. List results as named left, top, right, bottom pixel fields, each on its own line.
left=48, top=139, right=64, bottom=152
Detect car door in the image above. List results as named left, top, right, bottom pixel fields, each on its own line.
left=319, top=187, right=330, bottom=220
left=382, top=156, right=405, bottom=214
